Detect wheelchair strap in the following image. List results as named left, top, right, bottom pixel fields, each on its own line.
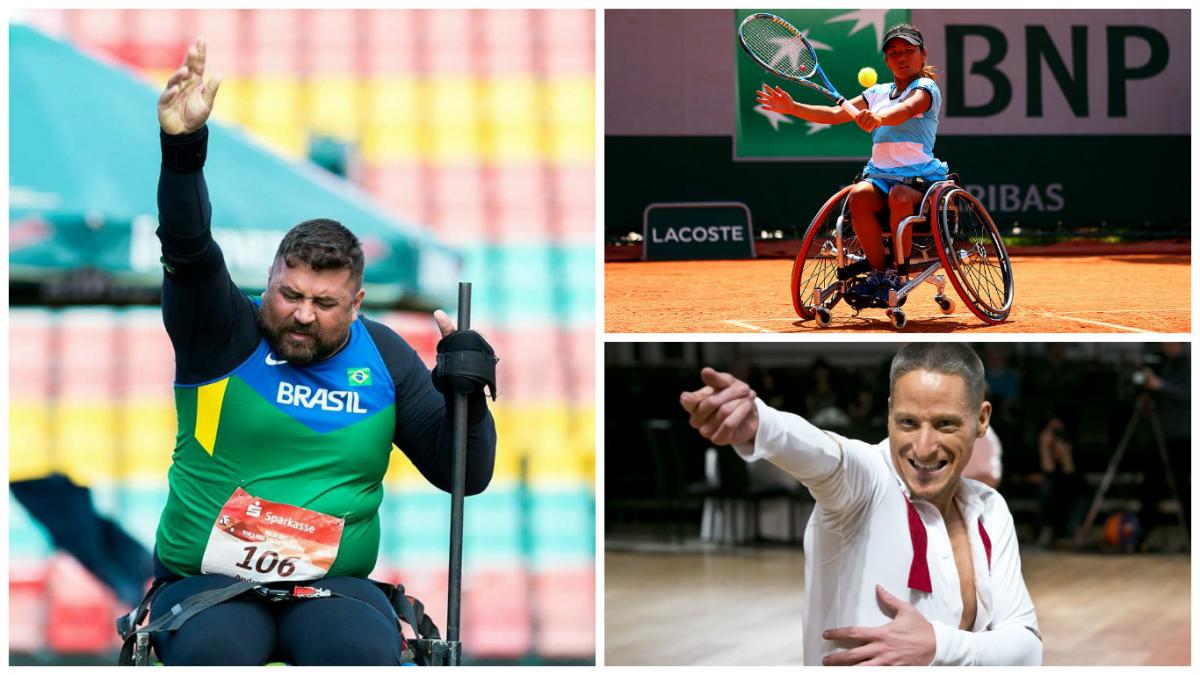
left=117, top=579, right=440, bottom=666
left=118, top=580, right=261, bottom=665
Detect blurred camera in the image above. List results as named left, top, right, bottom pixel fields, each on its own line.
left=1130, top=352, right=1163, bottom=387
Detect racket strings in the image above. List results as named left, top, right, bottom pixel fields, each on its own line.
left=741, top=19, right=817, bottom=79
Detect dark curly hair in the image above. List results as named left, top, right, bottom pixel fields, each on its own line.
left=273, top=218, right=364, bottom=289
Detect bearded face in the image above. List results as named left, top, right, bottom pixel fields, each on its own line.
left=257, top=260, right=364, bottom=365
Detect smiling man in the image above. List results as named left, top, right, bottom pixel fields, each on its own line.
left=680, top=344, right=1041, bottom=666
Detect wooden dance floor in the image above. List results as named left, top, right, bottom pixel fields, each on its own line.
left=604, top=548, right=1190, bottom=666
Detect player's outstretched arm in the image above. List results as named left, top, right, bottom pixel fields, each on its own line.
left=158, top=37, right=222, bottom=136
left=756, top=85, right=854, bottom=125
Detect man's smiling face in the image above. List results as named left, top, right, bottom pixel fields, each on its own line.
left=888, top=369, right=991, bottom=510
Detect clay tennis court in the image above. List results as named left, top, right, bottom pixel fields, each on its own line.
left=605, top=254, right=1190, bottom=333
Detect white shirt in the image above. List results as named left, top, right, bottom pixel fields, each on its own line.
left=734, top=399, right=1042, bottom=666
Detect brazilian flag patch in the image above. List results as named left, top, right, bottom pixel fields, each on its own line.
left=347, top=367, right=372, bottom=386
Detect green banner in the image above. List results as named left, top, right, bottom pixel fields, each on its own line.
left=735, top=9, right=910, bottom=160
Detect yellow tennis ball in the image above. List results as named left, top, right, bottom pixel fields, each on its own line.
left=858, top=67, right=878, bottom=88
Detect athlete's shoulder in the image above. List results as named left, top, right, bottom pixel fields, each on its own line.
left=910, top=78, right=941, bottom=103
left=360, top=315, right=419, bottom=358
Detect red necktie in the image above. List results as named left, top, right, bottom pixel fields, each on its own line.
left=904, top=497, right=932, bottom=593
left=905, top=497, right=992, bottom=595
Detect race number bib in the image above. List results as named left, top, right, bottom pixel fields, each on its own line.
left=200, top=487, right=344, bottom=582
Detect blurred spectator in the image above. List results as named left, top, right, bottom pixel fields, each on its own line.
left=982, top=345, right=1021, bottom=432
left=1034, top=419, right=1086, bottom=547
left=805, top=359, right=839, bottom=416
left=964, top=426, right=1003, bottom=489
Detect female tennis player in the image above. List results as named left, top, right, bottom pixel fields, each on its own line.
left=758, top=23, right=948, bottom=305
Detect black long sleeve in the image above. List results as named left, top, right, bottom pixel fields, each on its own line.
left=364, top=318, right=497, bottom=495
left=157, top=126, right=260, bottom=384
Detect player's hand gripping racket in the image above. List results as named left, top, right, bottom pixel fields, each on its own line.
left=738, top=13, right=861, bottom=118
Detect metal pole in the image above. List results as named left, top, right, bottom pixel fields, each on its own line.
left=444, top=282, right=470, bottom=666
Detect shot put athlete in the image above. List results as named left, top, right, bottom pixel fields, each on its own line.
left=680, top=344, right=1041, bottom=666
left=147, top=38, right=497, bottom=665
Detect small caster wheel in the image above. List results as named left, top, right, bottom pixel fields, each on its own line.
left=935, top=295, right=955, bottom=315
left=815, top=306, right=833, bottom=327
left=888, top=308, right=907, bottom=330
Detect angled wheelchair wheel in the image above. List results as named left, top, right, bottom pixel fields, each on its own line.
left=931, top=187, right=1014, bottom=323
left=791, top=186, right=858, bottom=320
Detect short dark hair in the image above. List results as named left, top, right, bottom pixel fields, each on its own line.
left=273, top=218, right=364, bottom=288
left=889, top=343, right=985, bottom=410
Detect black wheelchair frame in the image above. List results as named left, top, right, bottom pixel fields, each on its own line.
left=790, top=175, right=1015, bottom=330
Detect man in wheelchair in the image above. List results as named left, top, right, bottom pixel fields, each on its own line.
left=759, top=24, right=949, bottom=305
left=124, top=38, right=499, bottom=665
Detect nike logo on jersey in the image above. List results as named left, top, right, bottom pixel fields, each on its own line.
left=276, top=382, right=368, bottom=414
left=265, top=353, right=287, bottom=366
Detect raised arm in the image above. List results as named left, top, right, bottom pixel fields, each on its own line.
left=156, top=38, right=256, bottom=384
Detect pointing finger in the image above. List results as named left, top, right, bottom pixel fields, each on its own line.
left=699, top=367, right=736, bottom=391
left=679, top=386, right=713, bottom=414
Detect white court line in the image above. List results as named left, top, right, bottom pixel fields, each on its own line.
left=1041, top=313, right=1152, bottom=333
left=724, top=314, right=976, bottom=333
left=724, top=319, right=774, bottom=333
left=1051, top=308, right=1189, bottom=315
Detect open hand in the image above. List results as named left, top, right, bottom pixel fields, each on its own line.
left=679, top=367, right=758, bottom=446
left=755, top=85, right=796, bottom=116
left=158, top=38, right=222, bottom=135
left=822, top=584, right=936, bottom=666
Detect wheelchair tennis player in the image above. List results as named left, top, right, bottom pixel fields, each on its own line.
left=758, top=23, right=947, bottom=306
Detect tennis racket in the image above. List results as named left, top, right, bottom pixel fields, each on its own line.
left=738, top=12, right=861, bottom=117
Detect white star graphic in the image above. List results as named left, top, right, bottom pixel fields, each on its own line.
left=755, top=104, right=794, bottom=131
left=805, top=122, right=832, bottom=136
left=826, top=9, right=891, bottom=48
left=765, top=34, right=811, bottom=74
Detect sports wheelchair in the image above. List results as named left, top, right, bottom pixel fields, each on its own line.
left=790, top=174, right=1014, bottom=330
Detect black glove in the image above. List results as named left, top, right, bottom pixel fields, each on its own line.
left=432, top=330, right=498, bottom=424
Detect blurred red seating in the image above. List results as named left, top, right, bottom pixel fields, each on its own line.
left=532, top=567, right=594, bottom=659
left=45, top=555, right=120, bottom=653
left=463, top=566, right=532, bottom=659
